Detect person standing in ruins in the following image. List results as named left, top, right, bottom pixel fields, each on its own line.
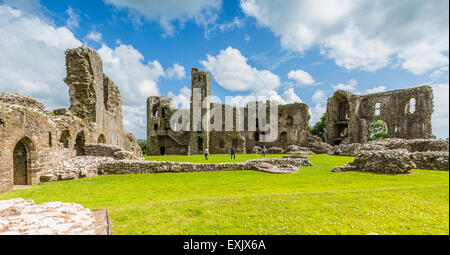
left=261, top=145, right=266, bottom=157
left=230, top=146, right=236, bottom=160
left=204, top=148, right=209, bottom=160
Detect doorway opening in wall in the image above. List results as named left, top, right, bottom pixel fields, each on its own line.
left=160, top=146, right=166, bottom=155
left=280, top=131, right=288, bottom=142
left=255, top=132, right=260, bottom=142
left=232, top=138, right=238, bottom=148
left=13, top=137, right=34, bottom=186
left=368, top=120, right=388, bottom=141
left=337, top=97, right=350, bottom=121
left=74, top=131, right=86, bottom=156
left=197, top=137, right=203, bottom=151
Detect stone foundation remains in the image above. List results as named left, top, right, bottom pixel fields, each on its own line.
left=0, top=198, right=109, bottom=235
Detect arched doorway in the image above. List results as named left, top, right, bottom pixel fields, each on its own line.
left=13, top=137, right=35, bottom=185
left=160, top=146, right=166, bottom=155
left=75, top=131, right=86, bottom=156
left=98, top=134, right=106, bottom=144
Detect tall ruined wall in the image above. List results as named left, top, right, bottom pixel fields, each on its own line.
left=326, top=85, right=434, bottom=145
left=147, top=68, right=311, bottom=155
left=189, top=68, right=211, bottom=154
left=0, top=46, right=142, bottom=193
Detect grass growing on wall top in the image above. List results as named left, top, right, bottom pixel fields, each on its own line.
left=0, top=154, right=448, bottom=235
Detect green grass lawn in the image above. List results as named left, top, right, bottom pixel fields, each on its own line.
left=0, top=154, right=448, bottom=235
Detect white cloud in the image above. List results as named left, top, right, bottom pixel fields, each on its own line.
left=85, top=31, right=102, bottom=43
left=98, top=44, right=164, bottom=106
left=310, top=90, right=327, bottom=125
left=363, top=86, right=386, bottom=94
left=168, top=86, right=191, bottom=109
left=281, top=88, right=302, bottom=104
left=240, top=0, right=449, bottom=74
left=0, top=3, right=168, bottom=139
left=166, top=63, right=186, bottom=79
left=430, top=66, right=449, bottom=80
left=65, top=6, right=80, bottom=30
left=200, top=46, right=281, bottom=92
left=104, top=0, right=222, bottom=35
left=332, top=79, right=357, bottom=92
left=200, top=46, right=304, bottom=106
left=288, top=69, right=315, bottom=85
left=0, top=4, right=82, bottom=109
left=432, top=84, right=449, bottom=139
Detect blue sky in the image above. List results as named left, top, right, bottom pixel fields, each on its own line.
left=0, top=0, right=448, bottom=139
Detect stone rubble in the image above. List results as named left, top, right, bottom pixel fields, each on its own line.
left=0, top=198, right=101, bottom=235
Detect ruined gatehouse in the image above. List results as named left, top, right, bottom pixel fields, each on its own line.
left=0, top=46, right=142, bottom=193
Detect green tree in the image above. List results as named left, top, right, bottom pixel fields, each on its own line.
left=137, top=139, right=148, bottom=155
left=309, top=113, right=326, bottom=141
left=368, top=120, right=388, bottom=141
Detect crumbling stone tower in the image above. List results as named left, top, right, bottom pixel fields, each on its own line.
left=189, top=68, right=211, bottom=154
left=326, top=85, right=434, bottom=145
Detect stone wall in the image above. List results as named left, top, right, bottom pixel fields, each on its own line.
left=0, top=46, right=142, bottom=193
left=147, top=68, right=311, bottom=156
left=326, top=86, right=434, bottom=145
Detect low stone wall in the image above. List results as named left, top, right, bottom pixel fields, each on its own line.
left=284, top=145, right=315, bottom=155
left=98, top=157, right=312, bottom=175
left=84, top=144, right=122, bottom=157
left=361, top=138, right=449, bottom=152
left=84, top=143, right=139, bottom=160
left=0, top=198, right=109, bottom=235
left=410, top=151, right=449, bottom=171
left=38, top=156, right=312, bottom=183
left=333, top=150, right=449, bottom=174
left=336, top=143, right=362, bottom=156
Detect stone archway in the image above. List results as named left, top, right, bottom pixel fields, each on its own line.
left=13, top=137, right=35, bottom=185
left=75, top=131, right=86, bottom=156
left=98, top=134, right=106, bottom=144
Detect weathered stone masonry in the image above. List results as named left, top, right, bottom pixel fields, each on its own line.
left=0, top=46, right=142, bottom=193
left=326, top=86, right=434, bottom=145
left=147, top=68, right=311, bottom=155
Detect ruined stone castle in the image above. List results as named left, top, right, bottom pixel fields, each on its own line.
left=0, top=46, right=142, bottom=193
left=326, top=86, right=434, bottom=145
left=147, top=68, right=311, bottom=155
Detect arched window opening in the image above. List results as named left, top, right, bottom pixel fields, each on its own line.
left=153, top=124, right=158, bottom=131
left=287, top=115, right=293, bottom=125
left=375, top=102, right=381, bottom=116
left=408, top=98, right=416, bottom=113
left=60, top=130, right=70, bottom=148
left=98, top=134, right=106, bottom=144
